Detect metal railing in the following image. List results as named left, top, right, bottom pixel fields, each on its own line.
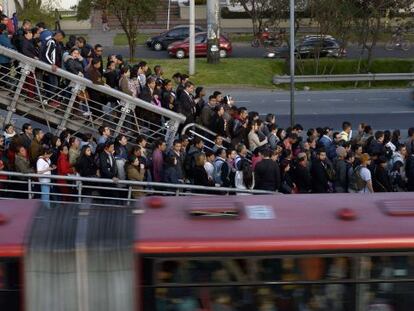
left=0, top=45, right=186, bottom=146
left=181, top=122, right=232, bottom=151
left=272, top=73, right=414, bottom=85
left=0, top=171, right=274, bottom=207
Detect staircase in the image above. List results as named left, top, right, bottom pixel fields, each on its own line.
left=0, top=46, right=185, bottom=145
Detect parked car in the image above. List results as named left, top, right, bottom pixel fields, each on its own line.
left=167, top=32, right=232, bottom=59
left=268, top=36, right=347, bottom=59
left=146, top=25, right=204, bottom=51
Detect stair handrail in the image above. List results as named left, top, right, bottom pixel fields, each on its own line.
left=0, top=45, right=186, bottom=124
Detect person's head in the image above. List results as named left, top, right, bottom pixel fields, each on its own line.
left=94, top=44, right=103, bottom=56
left=208, top=95, right=217, bottom=106
left=31, top=26, right=41, bottom=38
left=216, top=148, right=226, bottom=159
left=280, top=159, right=291, bottom=173
left=238, top=107, right=248, bottom=120
left=214, top=135, right=223, bottom=146
left=117, top=134, right=128, bottom=146
left=213, top=91, right=223, bottom=103
left=205, top=150, right=215, bottom=162
left=155, top=139, right=167, bottom=152
left=42, top=146, right=53, bottom=158
left=307, top=128, right=317, bottom=139
left=173, top=139, right=182, bottom=152
left=195, top=153, right=206, bottom=166
left=22, top=19, right=32, bottom=30
left=106, top=60, right=116, bottom=72
left=33, top=128, right=44, bottom=141
left=287, top=133, right=298, bottom=144
left=265, top=113, right=275, bottom=125
left=35, top=22, right=46, bottom=32
left=397, top=144, right=407, bottom=157
left=307, top=137, right=316, bottom=149
left=346, top=151, right=355, bottom=164
left=297, top=152, right=308, bottom=166
left=251, top=120, right=260, bottom=132
left=136, top=135, right=147, bottom=148
left=98, top=125, right=111, bottom=137
left=323, top=127, right=333, bottom=138
left=76, top=36, right=86, bottom=48
left=360, top=153, right=371, bottom=166
left=358, top=122, right=366, bottom=133
left=54, top=30, right=65, bottom=43
left=227, top=149, right=237, bottom=160
left=193, top=137, right=204, bottom=150
left=154, top=65, right=163, bottom=76
left=333, top=132, right=342, bottom=143
left=52, top=136, right=61, bottom=148
left=195, top=86, right=205, bottom=98
left=180, top=74, right=189, bottom=84
left=137, top=61, right=148, bottom=73
left=69, top=136, right=80, bottom=149
left=408, top=127, right=414, bottom=139
left=375, top=130, right=384, bottom=143
left=184, top=81, right=194, bottom=94
left=292, top=124, right=303, bottom=135
left=277, top=128, right=286, bottom=140
left=129, top=155, right=140, bottom=167
left=104, top=140, right=115, bottom=153
left=163, top=79, right=173, bottom=91
left=0, top=14, right=8, bottom=25
left=236, top=143, right=247, bottom=157
left=4, top=123, right=14, bottom=134
left=70, top=47, right=80, bottom=59
left=336, top=146, right=347, bottom=159
left=92, top=58, right=102, bottom=69
left=23, top=29, right=33, bottom=40
left=216, top=105, right=225, bottom=117
left=342, top=121, right=352, bottom=134
left=60, top=144, right=69, bottom=155
left=316, top=148, right=327, bottom=161
left=16, top=145, right=27, bottom=157
left=146, top=76, right=156, bottom=89
left=172, top=72, right=181, bottom=84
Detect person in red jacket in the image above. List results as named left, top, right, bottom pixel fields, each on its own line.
left=57, top=145, right=74, bottom=201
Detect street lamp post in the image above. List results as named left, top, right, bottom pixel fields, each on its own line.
left=207, top=0, right=220, bottom=64
left=289, top=0, right=295, bottom=126
left=189, top=0, right=196, bottom=75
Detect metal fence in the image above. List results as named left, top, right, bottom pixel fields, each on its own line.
left=0, top=171, right=274, bottom=207
left=272, top=73, right=414, bottom=85
left=0, top=45, right=186, bottom=146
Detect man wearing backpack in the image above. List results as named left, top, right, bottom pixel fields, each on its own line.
left=348, top=153, right=374, bottom=194
left=213, top=148, right=231, bottom=187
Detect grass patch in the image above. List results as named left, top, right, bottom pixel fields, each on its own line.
left=226, top=33, right=254, bottom=42
left=140, top=58, right=284, bottom=88
left=113, top=33, right=151, bottom=46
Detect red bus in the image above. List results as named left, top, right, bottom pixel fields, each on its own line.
left=1, top=194, right=414, bottom=311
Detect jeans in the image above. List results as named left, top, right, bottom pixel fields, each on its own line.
left=41, top=184, right=50, bottom=208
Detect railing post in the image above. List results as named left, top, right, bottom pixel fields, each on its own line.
left=5, top=63, right=34, bottom=125
left=127, top=186, right=132, bottom=206
left=115, top=100, right=130, bottom=136
left=57, top=82, right=83, bottom=135
left=78, top=181, right=83, bottom=203
left=28, top=177, right=33, bottom=199
left=165, top=119, right=180, bottom=148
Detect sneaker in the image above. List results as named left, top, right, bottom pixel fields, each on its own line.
left=82, top=111, right=92, bottom=117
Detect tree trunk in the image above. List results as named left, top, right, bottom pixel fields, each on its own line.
left=127, top=34, right=137, bottom=61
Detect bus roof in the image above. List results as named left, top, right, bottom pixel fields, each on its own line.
left=135, top=193, right=414, bottom=254
left=0, top=199, right=39, bottom=257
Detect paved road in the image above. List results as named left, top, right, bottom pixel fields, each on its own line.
left=205, top=88, right=414, bottom=130
left=103, top=43, right=414, bottom=60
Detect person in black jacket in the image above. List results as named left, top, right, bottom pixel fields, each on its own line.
left=292, top=153, right=312, bottom=193
left=254, top=148, right=280, bottom=191
left=311, top=148, right=330, bottom=193
left=12, top=19, right=32, bottom=53
left=65, top=48, right=84, bottom=76
left=97, top=140, right=119, bottom=198
left=193, top=153, right=214, bottom=191
left=75, top=145, right=98, bottom=196
left=210, top=105, right=226, bottom=137
left=161, top=79, right=176, bottom=111
left=177, top=81, right=196, bottom=125
left=373, top=156, right=392, bottom=192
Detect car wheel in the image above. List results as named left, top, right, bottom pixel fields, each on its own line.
left=153, top=42, right=163, bottom=51
left=176, top=49, right=186, bottom=59
left=219, top=49, right=228, bottom=58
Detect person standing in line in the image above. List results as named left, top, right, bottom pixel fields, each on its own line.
left=37, top=147, right=56, bottom=208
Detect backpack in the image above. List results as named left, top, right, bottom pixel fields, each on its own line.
left=348, top=166, right=366, bottom=191
left=213, top=158, right=225, bottom=185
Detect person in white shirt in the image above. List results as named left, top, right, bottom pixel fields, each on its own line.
left=36, top=147, right=56, bottom=208
left=204, top=151, right=215, bottom=181
left=359, top=153, right=374, bottom=194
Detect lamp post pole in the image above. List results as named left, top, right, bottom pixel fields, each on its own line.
left=189, top=0, right=196, bottom=75
left=289, top=0, right=295, bottom=126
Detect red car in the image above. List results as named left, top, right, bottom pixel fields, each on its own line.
left=167, top=32, right=232, bottom=59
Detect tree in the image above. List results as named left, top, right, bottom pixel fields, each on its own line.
left=14, top=0, right=54, bottom=26
left=77, top=0, right=159, bottom=60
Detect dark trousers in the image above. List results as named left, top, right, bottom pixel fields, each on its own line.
left=0, top=62, right=11, bottom=88
left=43, top=73, right=59, bottom=102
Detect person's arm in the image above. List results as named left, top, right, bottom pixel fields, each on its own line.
left=366, top=179, right=374, bottom=193
left=37, top=159, right=55, bottom=174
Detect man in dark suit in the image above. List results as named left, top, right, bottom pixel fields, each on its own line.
left=254, top=148, right=281, bottom=191
left=98, top=140, right=119, bottom=199
left=311, top=148, right=330, bottom=193
left=177, top=81, right=196, bottom=125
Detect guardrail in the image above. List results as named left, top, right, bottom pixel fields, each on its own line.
left=0, top=171, right=274, bottom=207
left=272, top=73, right=414, bottom=85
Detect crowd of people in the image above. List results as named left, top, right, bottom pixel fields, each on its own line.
left=0, top=15, right=414, bottom=201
